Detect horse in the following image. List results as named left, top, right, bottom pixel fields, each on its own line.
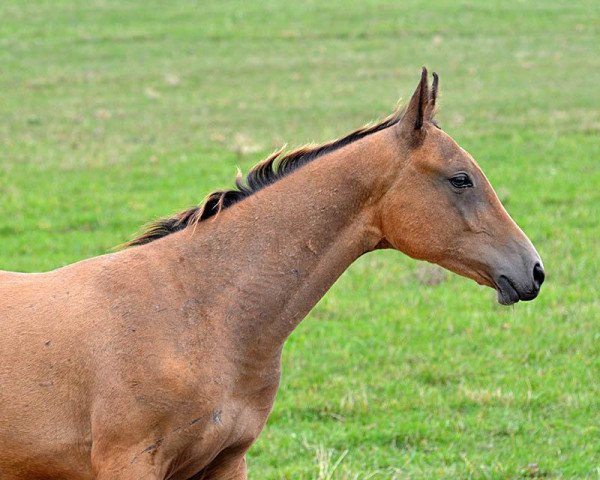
left=0, top=69, right=544, bottom=479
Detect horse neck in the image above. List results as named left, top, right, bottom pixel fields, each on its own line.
left=170, top=129, right=398, bottom=363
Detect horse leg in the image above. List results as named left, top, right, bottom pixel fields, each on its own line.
left=212, top=456, right=247, bottom=480
left=93, top=450, right=160, bottom=480
left=190, top=454, right=247, bottom=480
left=95, top=464, right=159, bottom=480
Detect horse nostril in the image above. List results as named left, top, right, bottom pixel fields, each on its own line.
left=533, top=263, right=545, bottom=289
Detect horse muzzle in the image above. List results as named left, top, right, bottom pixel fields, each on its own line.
left=495, top=261, right=545, bottom=305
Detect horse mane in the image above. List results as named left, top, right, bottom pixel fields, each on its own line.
left=124, top=107, right=404, bottom=247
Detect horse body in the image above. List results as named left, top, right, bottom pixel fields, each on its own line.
left=0, top=140, right=382, bottom=478
left=0, top=263, right=97, bottom=478
left=0, top=70, right=544, bottom=479
left=0, top=244, right=272, bottom=478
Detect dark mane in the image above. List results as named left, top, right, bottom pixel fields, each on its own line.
left=124, top=107, right=404, bottom=247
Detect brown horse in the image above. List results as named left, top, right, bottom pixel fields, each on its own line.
left=0, top=69, right=544, bottom=479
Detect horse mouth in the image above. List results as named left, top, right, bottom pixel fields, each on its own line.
left=495, top=275, right=520, bottom=305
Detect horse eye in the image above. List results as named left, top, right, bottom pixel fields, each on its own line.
left=449, top=173, right=473, bottom=189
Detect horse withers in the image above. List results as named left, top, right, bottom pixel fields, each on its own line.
left=0, top=69, right=544, bottom=479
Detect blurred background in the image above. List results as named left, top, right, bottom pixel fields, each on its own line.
left=0, top=1, right=598, bottom=478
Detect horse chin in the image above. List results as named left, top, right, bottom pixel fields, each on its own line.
left=495, top=275, right=520, bottom=306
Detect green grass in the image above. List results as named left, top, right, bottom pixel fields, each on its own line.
left=1, top=1, right=599, bottom=478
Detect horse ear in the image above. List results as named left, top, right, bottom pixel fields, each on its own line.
left=424, top=72, right=439, bottom=120
left=398, top=67, right=429, bottom=137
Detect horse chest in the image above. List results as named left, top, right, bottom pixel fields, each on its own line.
left=151, top=398, right=271, bottom=480
left=153, top=365, right=279, bottom=472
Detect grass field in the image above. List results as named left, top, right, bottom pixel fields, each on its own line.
left=1, top=1, right=599, bottom=478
